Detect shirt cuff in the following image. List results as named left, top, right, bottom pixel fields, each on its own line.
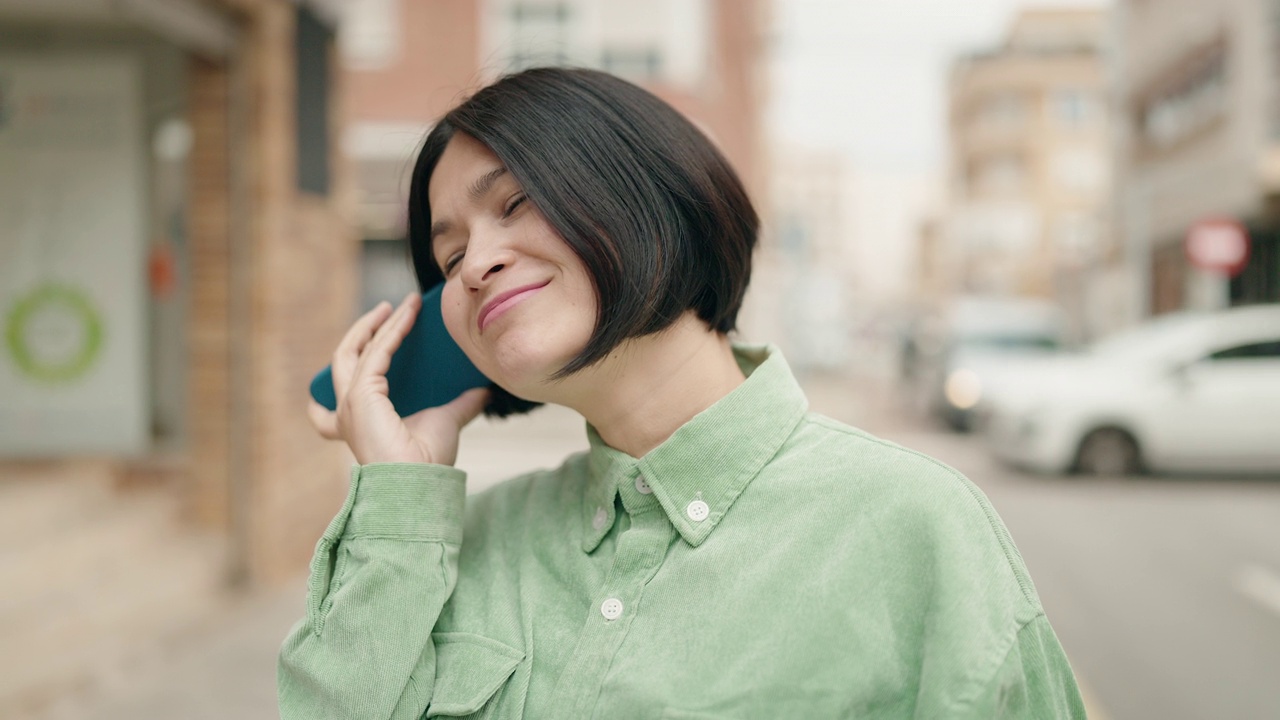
left=326, top=462, right=467, bottom=544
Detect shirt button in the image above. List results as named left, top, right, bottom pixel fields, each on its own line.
left=634, top=474, right=653, bottom=494
left=686, top=499, right=710, bottom=522
left=600, top=598, right=624, bottom=621
left=592, top=506, right=607, bottom=530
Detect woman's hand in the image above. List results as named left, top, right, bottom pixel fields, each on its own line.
left=308, top=292, right=489, bottom=466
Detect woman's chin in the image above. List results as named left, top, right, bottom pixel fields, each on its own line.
left=480, top=338, right=583, bottom=400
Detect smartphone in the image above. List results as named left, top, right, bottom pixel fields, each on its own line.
left=309, top=284, right=490, bottom=417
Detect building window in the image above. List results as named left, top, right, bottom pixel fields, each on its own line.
left=1053, top=89, right=1093, bottom=128
left=1134, top=37, right=1228, bottom=152
left=360, top=239, right=418, bottom=313
left=1050, top=147, right=1105, bottom=194
left=601, top=47, right=662, bottom=81
left=508, top=2, right=572, bottom=70
left=341, top=0, right=401, bottom=71
left=296, top=6, right=333, bottom=195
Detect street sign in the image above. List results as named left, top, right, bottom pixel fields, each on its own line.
left=1185, top=217, right=1251, bottom=277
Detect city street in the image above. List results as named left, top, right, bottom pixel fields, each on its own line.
left=880, top=429, right=1280, bottom=720
left=802, top=364, right=1280, bottom=720
left=37, top=379, right=1280, bottom=720
left=9, top=1, right=1280, bottom=718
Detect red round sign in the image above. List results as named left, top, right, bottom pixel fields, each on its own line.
left=1185, top=218, right=1251, bottom=277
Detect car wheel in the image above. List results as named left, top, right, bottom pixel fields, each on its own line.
left=1075, top=428, right=1141, bottom=477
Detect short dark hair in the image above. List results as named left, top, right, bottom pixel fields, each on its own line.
left=406, top=67, right=759, bottom=416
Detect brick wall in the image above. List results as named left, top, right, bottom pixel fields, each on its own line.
left=345, top=0, right=484, bottom=124
left=184, top=0, right=358, bottom=583
left=187, top=56, right=234, bottom=532
left=242, top=1, right=358, bottom=583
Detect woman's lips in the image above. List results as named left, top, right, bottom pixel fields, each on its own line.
left=478, top=280, right=550, bottom=332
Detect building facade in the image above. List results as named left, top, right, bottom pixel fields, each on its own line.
left=941, top=8, right=1110, bottom=339
left=1110, top=0, right=1280, bottom=322
left=0, top=0, right=367, bottom=707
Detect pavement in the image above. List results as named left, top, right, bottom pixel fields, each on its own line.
left=34, top=585, right=301, bottom=720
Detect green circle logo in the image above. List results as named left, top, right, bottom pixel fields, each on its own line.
left=5, top=284, right=104, bottom=383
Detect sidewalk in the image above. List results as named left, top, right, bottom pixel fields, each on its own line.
left=37, top=584, right=303, bottom=720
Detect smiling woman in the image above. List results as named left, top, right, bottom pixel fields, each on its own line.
left=424, top=133, right=600, bottom=399
left=407, top=68, right=757, bottom=416
left=281, top=68, right=1086, bottom=720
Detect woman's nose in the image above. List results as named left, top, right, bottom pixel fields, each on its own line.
left=460, top=235, right=516, bottom=290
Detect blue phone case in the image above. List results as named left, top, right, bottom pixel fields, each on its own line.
left=310, top=284, right=490, bottom=417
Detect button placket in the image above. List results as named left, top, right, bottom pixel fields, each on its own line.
left=548, top=507, right=672, bottom=715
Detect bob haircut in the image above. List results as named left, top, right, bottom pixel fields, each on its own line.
left=406, top=67, right=759, bottom=417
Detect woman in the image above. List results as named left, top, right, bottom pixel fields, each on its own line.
left=280, top=68, right=1085, bottom=719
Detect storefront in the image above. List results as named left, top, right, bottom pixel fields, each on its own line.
left=0, top=12, right=216, bottom=459
left=1147, top=220, right=1280, bottom=316
left=0, top=0, right=356, bottom=584
left=1230, top=226, right=1280, bottom=305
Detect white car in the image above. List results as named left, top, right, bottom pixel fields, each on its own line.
left=983, top=305, right=1280, bottom=476
left=907, top=296, right=1066, bottom=431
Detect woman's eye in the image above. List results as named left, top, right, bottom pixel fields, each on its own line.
left=443, top=252, right=463, bottom=275
left=502, top=194, right=526, bottom=218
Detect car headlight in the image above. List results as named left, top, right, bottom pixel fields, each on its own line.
left=945, top=368, right=982, bottom=410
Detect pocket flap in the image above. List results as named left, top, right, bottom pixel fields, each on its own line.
left=425, top=632, right=524, bottom=717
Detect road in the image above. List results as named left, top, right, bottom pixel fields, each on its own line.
left=810, top=374, right=1280, bottom=720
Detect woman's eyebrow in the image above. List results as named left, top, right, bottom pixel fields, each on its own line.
left=467, top=167, right=508, bottom=203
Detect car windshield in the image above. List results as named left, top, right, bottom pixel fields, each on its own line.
left=957, top=334, right=1060, bottom=352
left=1088, top=314, right=1207, bottom=361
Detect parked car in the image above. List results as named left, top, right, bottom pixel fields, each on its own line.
left=983, top=304, right=1280, bottom=476
left=906, top=296, right=1067, bottom=431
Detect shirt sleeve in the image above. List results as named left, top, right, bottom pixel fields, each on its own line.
left=962, top=613, right=1089, bottom=719
left=278, top=462, right=467, bottom=720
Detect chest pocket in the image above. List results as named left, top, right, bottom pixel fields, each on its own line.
left=425, top=632, right=525, bottom=718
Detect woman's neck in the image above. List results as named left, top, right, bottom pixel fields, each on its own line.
left=558, top=314, right=747, bottom=458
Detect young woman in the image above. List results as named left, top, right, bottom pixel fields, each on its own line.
left=280, top=68, right=1085, bottom=720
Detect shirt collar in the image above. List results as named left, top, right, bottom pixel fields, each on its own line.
left=581, top=344, right=808, bottom=552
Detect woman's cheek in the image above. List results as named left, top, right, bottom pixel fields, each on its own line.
left=439, top=285, right=473, bottom=355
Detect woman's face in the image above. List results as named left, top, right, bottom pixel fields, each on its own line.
left=428, top=133, right=597, bottom=399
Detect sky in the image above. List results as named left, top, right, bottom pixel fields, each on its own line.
left=767, top=0, right=1109, bottom=172
left=764, top=0, right=1109, bottom=304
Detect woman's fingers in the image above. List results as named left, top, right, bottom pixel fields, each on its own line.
left=351, top=292, right=420, bottom=386
left=332, top=301, right=393, bottom=400
left=307, top=399, right=341, bottom=440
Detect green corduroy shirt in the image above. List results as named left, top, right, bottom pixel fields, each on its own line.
left=278, top=345, right=1085, bottom=719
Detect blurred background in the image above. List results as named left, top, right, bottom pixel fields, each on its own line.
left=1, top=0, right=1278, bottom=718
